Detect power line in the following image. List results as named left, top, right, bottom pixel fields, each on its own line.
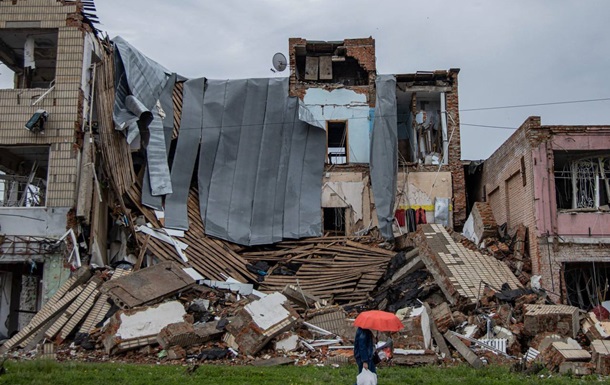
left=460, top=97, right=610, bottom=112
left=460, top=123, right=517, bottom=130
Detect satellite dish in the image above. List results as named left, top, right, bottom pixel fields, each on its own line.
left=271, top=52, right=287, bottom=72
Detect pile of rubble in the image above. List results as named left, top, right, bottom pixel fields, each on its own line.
left=2, top=204, right=610, bottom=377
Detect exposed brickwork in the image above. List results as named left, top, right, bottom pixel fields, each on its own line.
left=288, top=37, right=376, bottom=104
left=0, top=0, right=89, bottom=207
left=479, top=116, right=610, bottom=303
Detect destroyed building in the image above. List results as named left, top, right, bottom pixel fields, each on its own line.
left=472, top=116, right=610, bottom=306
left=0, top=0, right=102, bottom=340
left=289, top=38, right=466, bottom=239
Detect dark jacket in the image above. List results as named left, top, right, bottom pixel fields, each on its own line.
left=354, top=327, right=374, bottom=364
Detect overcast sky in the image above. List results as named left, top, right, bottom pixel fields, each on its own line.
left=4, top=1, right=608, bottom=159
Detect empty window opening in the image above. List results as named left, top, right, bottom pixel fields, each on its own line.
left=323, top=207, right=345, bottom=236
left=0, top=146, right=49, bottom=207
left=554, top=151, right=610, bottom=211
left=564, top=262, right=610, bottom=311
left=294, top=42, right=369, bottom=86
left=0, top=29, right=58, bottom=89
left=327, top=121, right=348, bottom=165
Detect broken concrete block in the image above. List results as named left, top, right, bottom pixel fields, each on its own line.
left=305, top=306, right=351, bottom=340
left=444, top=331, right=485, bottom=369
left=558, top=362, right=592, bottom=376
left=415, top=224, right=521, bottom=305
left=282, top=284, right=327, bottom=309
left=582, top=312, right=610, bottom=341
left=274, top=332, right=299, bottom=352
left=101, top=262, right=195, bottom=309
left=591, top=340, right=610, bottom=375
left=462, top=202, right=497, bottom=246
left=225, top=292, right=299, bottom=356
left=157, top=322, right=198, bottom=350
left=544, top=340, right=591, bottom=371
left=102, top=301, right=186, bottom=354
left=523, top=304, right=580, bottom=339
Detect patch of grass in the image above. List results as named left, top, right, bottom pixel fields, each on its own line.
left=0, top=360, right=606, bottom=385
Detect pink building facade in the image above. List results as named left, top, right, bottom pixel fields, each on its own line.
left=479, top=116, right=610, bottom=306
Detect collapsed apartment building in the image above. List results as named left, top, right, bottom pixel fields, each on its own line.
left=468, top=116, right=610, bottom=306
left=0, top=0, right=467, bottom=340
left=2, top=0, right=610, bottom=377
left=0, top=0, right=101, bottom=340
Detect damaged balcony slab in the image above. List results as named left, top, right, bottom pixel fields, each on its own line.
left=225, top=293, right=300, bottom=356
left=414, top=224, right=522, bottom=305
left=523, top=304, right=580, bottom=339
left=102, top=301, right=186, bottom=355
left=100, top=261, right=195, bottom=309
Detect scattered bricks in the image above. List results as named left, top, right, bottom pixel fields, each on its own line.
left=523, top=304, right=580, bottom=338
left=167, top=345, right=186, bottom=360
left=591, top=340, right=610, bottom=375
left=225, top=293, right=300, bottom=356
left=392, top=350, right=439, bottom=366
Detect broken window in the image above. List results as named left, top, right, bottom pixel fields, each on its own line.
left=0, top=146, right=49, bottom=207
left=564, top=262, right=610, bottom=310
left=395, top=90, right=447, bottom=165
left=327, top=121, right=348, bottom=165
left=0, top=28, right=58, bottom=89
left=554, top=151, right=610, bottom=211
left=323, top=207, right=346, bottom=236
left=294, top=42, right=369, bottom=86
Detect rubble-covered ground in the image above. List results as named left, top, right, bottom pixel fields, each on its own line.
left=2, top=213, right=610, bottom=379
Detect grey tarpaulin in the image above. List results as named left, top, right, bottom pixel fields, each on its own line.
left=142, top=73, right=176, bottom=209
left=166, top=77, right=325, bottom=246
left=112, top=36, right=170, bottom=139
left=370, top=75, right=398, bottom=240
left=164, top=77, right=205, bottom=230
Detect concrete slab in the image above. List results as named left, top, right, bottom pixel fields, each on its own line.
left=415, top=224, right=521, bottom=305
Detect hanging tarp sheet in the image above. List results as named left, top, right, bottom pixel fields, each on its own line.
left=166, top=77, right=325, bottom=246
left=370, top=75, right=398, bottom=239
left=164, top=77, right=205, bottom=230
left=112, top=36, right=173, bottom=208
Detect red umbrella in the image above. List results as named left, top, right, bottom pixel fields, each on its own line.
left=354, top=310, right=403, bottom=332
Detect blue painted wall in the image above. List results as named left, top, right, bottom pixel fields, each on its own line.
left=302, top=88, right=371, bottom=163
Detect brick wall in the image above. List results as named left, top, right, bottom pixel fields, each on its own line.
left=480, top=116, right=610, bottom=303
left=0, top=0, right=86, bottom=207
left=479, top=117, right=538, bottom=280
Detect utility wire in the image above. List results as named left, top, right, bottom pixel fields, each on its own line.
left=460, top=97, right=610, bottom=112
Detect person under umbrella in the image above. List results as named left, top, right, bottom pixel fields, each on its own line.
left=353, top=310, right=403, bottom=381
left=354, top=327, right=376, bottom=375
